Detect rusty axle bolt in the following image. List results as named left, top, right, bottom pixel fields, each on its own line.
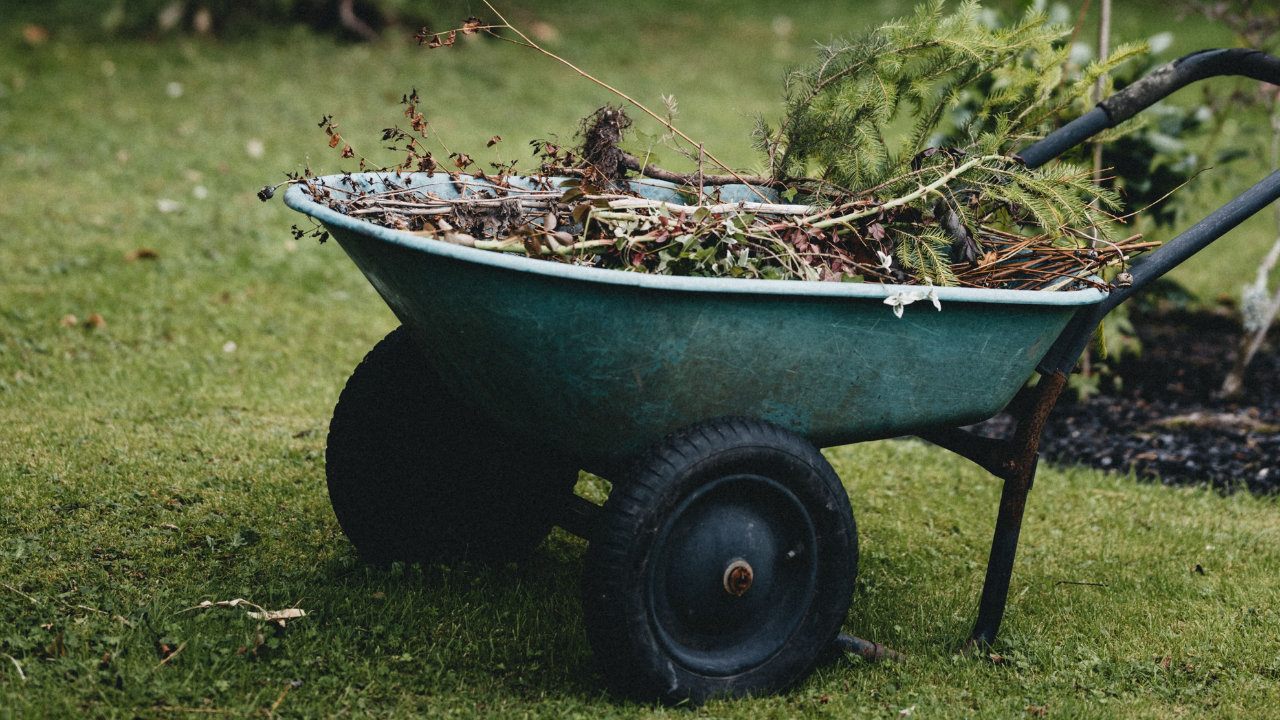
left=722, top=559, right=754, bottom=597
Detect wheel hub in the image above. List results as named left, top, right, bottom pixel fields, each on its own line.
left=722, top=559, right=754, bottom=597
left=648, top=474, right=818, bottom=676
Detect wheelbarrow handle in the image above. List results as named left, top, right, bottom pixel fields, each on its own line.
left=1024, top=48, right=1280, bottom=378
left=1020, top=48, right=1280, bottom=169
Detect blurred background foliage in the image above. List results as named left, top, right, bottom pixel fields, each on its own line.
left=1, top=0, right=1276, bottom=303
left=2, top=4, right=1280, bottom=715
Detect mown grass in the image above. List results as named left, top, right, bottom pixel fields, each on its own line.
left=2, top=2, right=1279, bottom=717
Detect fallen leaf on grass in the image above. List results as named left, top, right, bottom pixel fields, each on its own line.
left=160, top=523, right=180, bottom=531
left=183, top=598, right=308, bottom=627
left=1026, top=705, right=1047, bottom=717
left=59, top=315, right=78, bottom=327
left=988, top=653, right=1009, bottom=664
left=126, top=248, right=160, bottom=261
left=246, top=608, right=307, bottom=625
left=86, top=314, right=106, bottom=329
left=529, top=21, right=559, bottom=42
left=46, top=632, right=66, bottom=658
left=23, top=25, right=49, bottom=44
left=1156, top=654, right=1172, bottom=669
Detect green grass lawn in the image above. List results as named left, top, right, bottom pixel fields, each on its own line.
left=2, top=2, right=1279, bottom=717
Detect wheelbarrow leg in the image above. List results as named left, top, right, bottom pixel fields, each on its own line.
left=918, top=370, right=1068, bottom=653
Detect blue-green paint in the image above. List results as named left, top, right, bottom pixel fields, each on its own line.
left=287, top=174, right=1106, bottom=475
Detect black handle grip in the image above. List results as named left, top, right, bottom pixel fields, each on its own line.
left=1020, top=48, right=1280, bottom=169
left=1026, top=48, right=1280, bottom=377
left=1100, top=48, right=1280, bottom=125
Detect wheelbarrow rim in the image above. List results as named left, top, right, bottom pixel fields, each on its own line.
left=284, top=174, right=1108, bottom=308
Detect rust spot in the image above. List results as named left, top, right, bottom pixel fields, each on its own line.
left=723, top=560, right=753, bottom=597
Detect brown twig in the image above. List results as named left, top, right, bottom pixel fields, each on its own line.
left=2, top=583, right=38, bottom=605
left=472, top=1, right=771, bottom=202
left=155, top=642, right=186, bottom=669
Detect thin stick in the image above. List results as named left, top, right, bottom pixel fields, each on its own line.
left=2, top=583, right=38, bottom=605
left=1058, top=0, right=1094, bottom=90
left=3, top=653, right=25, bottom=682
left=155, top=642, right=187, bottom=669
left=268, top=683, right=293, bottom=717
left=477, top=1, right=771, bottom=202
left=697, top=143, right=705, bottom=201
left=810, top=156, right=1012, bottom=228
left=1090, top=0, right=1112, bottom=248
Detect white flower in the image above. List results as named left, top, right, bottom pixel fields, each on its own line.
left=884, top=291, right=913, bottom=318
left=922, top=279, right=941, bottom=311
left=876, top=250, right=893, bottom=270
left=883, top=280, right=942, bottom=318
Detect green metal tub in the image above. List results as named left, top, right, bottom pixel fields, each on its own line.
left=285, top=174, right=1103, bottom=475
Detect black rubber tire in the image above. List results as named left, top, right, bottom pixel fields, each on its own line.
left=581, top=417, right=858, bottom=703
left=325, top=326, right=579, bottom=564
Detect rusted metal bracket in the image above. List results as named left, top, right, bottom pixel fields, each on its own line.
left=917, top=371, right=1068, bottom=652
left=834, top=633, right=906, bottom=663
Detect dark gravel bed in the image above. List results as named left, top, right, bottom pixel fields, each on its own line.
left=969, top=307, right=1280, bottom=494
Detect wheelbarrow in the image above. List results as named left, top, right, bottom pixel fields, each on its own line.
left=284, top=49, right=1280, bottom=703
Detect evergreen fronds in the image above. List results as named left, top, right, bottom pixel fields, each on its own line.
left=764, top=0, right=1148, bottom=286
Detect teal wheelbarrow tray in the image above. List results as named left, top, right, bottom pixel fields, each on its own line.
left=285, top=49, right=1280, bottom=702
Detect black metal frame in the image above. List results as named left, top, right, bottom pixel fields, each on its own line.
left=920, top=48, right=1280, bottom=653
left=556, top=48, right=1280, bottom=663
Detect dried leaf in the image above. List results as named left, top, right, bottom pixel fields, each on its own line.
left=329, top=133, right=341, bottom=149
left=427, top=34, right=443, bottom=49
left=125, top=248, right=159, bottom=261
left=486, top=135, right=502, bottom=147
left=461, top=16, right=484, bottom=34
left=341, top=144, right=355, bottom=159
left=187, top=598, right=308, bottom=627
left=59, top=315, right=78, bottom=327
left=86, top=314, right=106, bottom=329
left=1026, top=706, right=1047, bottom=718
left=444, top=30, right=457, bottom=47
left=246, top=608, right=307, bottom=625
left=22, top=24, right=49, bottom=45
